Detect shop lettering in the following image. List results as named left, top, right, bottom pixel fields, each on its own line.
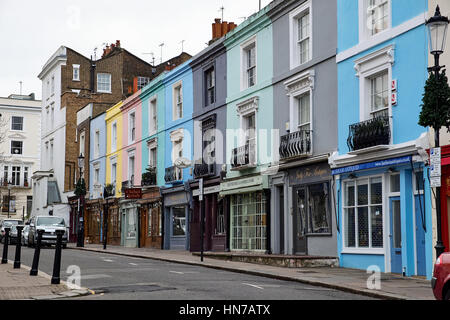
left=296, top=167, right=328, bottom=181
left=178, top=304, right=214, bottom=317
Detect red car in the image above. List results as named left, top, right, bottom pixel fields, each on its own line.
left=432, top=252, right=450, bottom=300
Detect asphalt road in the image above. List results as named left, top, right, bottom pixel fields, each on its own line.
left=8, top=245, right=375, bottom=300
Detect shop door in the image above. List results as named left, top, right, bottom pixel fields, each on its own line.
left=415, top=195, right=426, bottom=276
left=293, top=188, right=307, bottom=255
left=390, top=197, right=402, bottom=274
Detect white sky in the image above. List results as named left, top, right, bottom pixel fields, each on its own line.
left=0, top=0, right=272, bottom=100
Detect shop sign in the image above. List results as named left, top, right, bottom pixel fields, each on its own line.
left=124, top=188, right=142, bottom=199
left=164, top=192, right=188, bottom=206
left=193, top=185, right=220, bottom=197
left=220, top=176, right=263, bottom=192
left=289, top=163, right=330, bottom=186
left=331, top=156, right=411, bottom=175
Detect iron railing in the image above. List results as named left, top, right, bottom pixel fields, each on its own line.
left=279, top=130, right=312, bottom=160
left=165, top=166, right=182, bottom=184
left=347, top=115, right=390, bottom=152
left=194, top=163, right=215, bottom=178
left=141, top=168, right=157, bottom=186
left=231, top=140, right=256, bottom=169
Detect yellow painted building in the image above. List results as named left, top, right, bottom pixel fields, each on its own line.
left=105, top=101, right=123, bottom=198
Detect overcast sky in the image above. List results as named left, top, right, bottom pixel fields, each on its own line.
left=0, top=0, right=272, bottom=100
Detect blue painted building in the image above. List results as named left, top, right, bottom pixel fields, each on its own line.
left=330, top=0, right=433, bottom=279
left=160, top=60, right=194, bottom=250
left=329, top=0, right=433, bottom=278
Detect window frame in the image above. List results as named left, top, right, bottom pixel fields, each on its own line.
left=10, top=116, right=24, bottom=131
left=97, top=73, right=112, bottom=93
left=149, top=96, right=158, bottom=136
left=240, top=36, right=257, bottom=91
left=172, top=81, right=183, bottom=121
left=128, top=110, right=136, bottom=144
left=289, top=1, right=312, bottom=69
left=72, top=64, right=80, bottom=81
left=10, top=140, right=23, bottom=155
left=358, top=0, right=392, bottom=42
left=111, top=121, right=117, bottom=152
left=205, top=67, right=216, bottom=106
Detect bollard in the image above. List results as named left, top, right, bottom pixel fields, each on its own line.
left=1, top=228, right=10, bottom=264
left=51, top=229, right=65, bottom=284
left=13, top=226, right=24, bottom=269
left=30, top=229, right=44, bottom=276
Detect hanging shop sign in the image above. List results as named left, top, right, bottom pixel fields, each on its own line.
left=124, top=188, right=142, bottom=199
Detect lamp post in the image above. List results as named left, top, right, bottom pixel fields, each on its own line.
left=426, top=5, right=449, bottom=259
left=76, top=153, right=85, bottom=247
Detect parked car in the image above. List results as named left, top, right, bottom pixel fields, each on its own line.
left=432, top=252, right=450, bottom=300
left=9, top=224, right=25, bottom=245
left=21, top=225, right=30, bottom=246
left=28, top=216, right=68, bottom=248
left=0, top=219, right=23, bottom=243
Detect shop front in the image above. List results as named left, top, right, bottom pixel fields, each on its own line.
left=84, top=199, right=103, bottom=244
left=331, top=154, right=433, bottom=278
left=436, top=145, right=450, bottom=253
left=104, top=198, right=121, bottom=246
left=219, top=175, right=270, bottom=253
left=190, top=179, right=227, bottom=252
left=270, top=162, right=337, bottom=256
left=120, top=198, right=139, bottom=248
left=137, top=186, right=163, bottom=249
left=161, top=184, right=191, bottom=250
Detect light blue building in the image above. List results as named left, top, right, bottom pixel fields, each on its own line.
left=330, top=0, right=433, bottom=279
left=160, top=60, right=194, bottom=250
left=89, top=112, right=107, bottom=200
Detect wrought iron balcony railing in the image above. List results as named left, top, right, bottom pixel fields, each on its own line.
left=165, top=166, right=182, bottom=184
left=347, top=115, right=390, bottom=152
left=142, top=168, right=157, bottom=186
left=231, top=140, right=256, bottom=169
left=194, top=163, right=215, bottom=179
left=279, top=130, right=312, bottom=160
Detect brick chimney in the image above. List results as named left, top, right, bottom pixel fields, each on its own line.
left=102, top=40, right=121, bottom=58
left=211, top=18, right=237, bottom=43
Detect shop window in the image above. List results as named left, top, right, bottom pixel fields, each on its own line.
left=216, top=200, right=225, bottom=235
left=390, top=174, right=400, bottom=193
left=344, top=177, right=383, bottom=249
left=172, top=206, right=186, bottom=236
left=127, top=209, right=136, bottom=238
left=296, top=183, right=331, bottom=235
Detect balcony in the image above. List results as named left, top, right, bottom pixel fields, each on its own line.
left=347, top=115, right=390, bottom=152
left=279, top=130, right=311, bottom=160
left=194, top=163, right=215, bottom=179
left=165, top=166, right=183, bottom=184
left=142, top=168, right=157, bottom=186
left=231, top=141, right=256, bottom=170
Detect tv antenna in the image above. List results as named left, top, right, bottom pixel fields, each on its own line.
left=143, top=52, right=155, bottom=65
left=219, top=6, right=225, bottom=21
left=19, top=81, right=22, bottom=95
left=180, top=40, right=185, bottom=53
left=159, top=43, right=165, bottom=64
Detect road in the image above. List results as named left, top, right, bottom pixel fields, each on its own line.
left=8, top=246, right=375, bottom=300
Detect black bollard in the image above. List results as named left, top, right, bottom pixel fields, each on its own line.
left=51, top=229, right=65, bottom=284
left=13, top=226, right=24, bottom=269
left=1, top=228, right=10, bottom=264
left=30, top=229, right=44, bottom=276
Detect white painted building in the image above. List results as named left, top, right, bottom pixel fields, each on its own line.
left=0, top=93, right=41, bottom=221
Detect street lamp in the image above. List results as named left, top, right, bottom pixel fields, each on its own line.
left=76, top=153, right=85, bottom=247
left=426, top=5, right=449, bottom=259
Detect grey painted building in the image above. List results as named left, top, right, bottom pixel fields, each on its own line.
left=189, top=35, right=229, bottom=252
left=268, top=0, right=338, bottom=256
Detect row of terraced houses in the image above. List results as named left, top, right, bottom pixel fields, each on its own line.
left=30, top=0, right=450, bottom=280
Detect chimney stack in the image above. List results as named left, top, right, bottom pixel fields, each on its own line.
left=211, top=19, right=237, bottom=43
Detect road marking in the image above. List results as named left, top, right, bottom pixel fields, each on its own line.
left=129, top=263, right=138, bottom=266
left=169, top=271, right=185, bottom=274
left=242, top=283, right=264, bottom=290
left=80, top=274, right=112, bottom=280
left=102, top=259, right=114, bottom=262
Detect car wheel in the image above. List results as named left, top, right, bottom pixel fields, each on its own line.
left=445, top=288, right=450, bottom=300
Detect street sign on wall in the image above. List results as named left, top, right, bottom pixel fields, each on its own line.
left=124, top=188, right=142, bottom=199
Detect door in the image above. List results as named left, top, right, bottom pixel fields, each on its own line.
left=415, top=195, right=426, bottom=276
left=278, top=186, right=285, bottom=254
left=293, top=188, right=307, bottom=254
left=390, top=197, right=402, bottom=274
left=140, top=207, right=148, bottom=247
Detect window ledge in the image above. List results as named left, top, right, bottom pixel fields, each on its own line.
left=341, top=248, right=384, bottom=255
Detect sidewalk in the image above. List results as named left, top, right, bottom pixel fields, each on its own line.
left=68, top=244, right=434, bottom=300
left=0, top=261, right=91, bottom=300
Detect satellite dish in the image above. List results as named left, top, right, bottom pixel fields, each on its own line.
left=174, top=157, right=191, bottom=169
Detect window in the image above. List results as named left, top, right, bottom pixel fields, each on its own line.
left=97, top=73, right=111, bottom=93
left=205, top=68, right=215, bottom=105
left=173, top=140, right=183, bottom=180
left=51, top=75, right=55, bottom=95
left=11, top=167, right=20, bottom=186
left=149, top=98, right=157, bottom=134
left=231, top=192, right=267, bottom=251
left=128, top=154, right=135, bottom=185
left=297, top=10, right=310, bottom=65
left=297, top=93, right=311, bottom=131
left=137, top=77, right=150, bottom=90
left=11, top=141, right=23, bottom=155
left=129, top=112, right=136, bottom=143
left=24, top=167, right=29, bottom=186
left=51, top=104, right=55, bottom=128
left=149, top=147, right=157, bottom=168
left=47, top=181, right=61, bottom=205
left=111, top=122, right=117, bottom=152
left=94, top=130, right=100, bottom=158
left=45, top=106, right=50, bottom=130
left=73, top=64, right=80, bottom=81
left=50, top=140, right=54, bottom=169
left=79, top=131, right=85, bottom=156
left=343, top=177, right=383, bottom=249
left=172, top=206, right=186, bottom=236
left=244, top=43, right=256, bottom=88
left=11, top=116, right=23, bottom=131
left=3, top=166, right=7, bottom=184
left=94, top=168, right=100, bottom=184
left=173, top=83, right=183, bottom=120
left=244, top=113, right=256, bottom=164
left=126, top=209, right=136, bottom=238
left=202, top=128, right=216, bottom=165
left=216, top=199, right=225, bottom=235
left=296, top=183, right=331, bottom=235
left=111, top=161, right=117, bottom=186
left=368, top=0, right=389, bottom=35
left=2, top=196, right=16, bottom=212
left=370, top=71, right=389, bottom=118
